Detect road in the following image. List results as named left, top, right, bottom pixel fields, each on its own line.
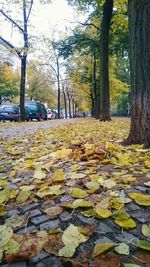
left=0, top=118, right=80, bottom=140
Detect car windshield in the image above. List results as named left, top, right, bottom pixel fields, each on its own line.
left=25, top=104, right=37, bottom=111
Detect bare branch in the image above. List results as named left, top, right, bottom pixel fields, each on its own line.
left=0, top=35, right=21, bottom=58
left=39, top=63, right=58, bottom=78
left=27, top=0, right=33, bottom=22
left=0, top=9, right=24, bottom=33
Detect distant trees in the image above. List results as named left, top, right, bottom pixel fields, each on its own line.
left=0, top=62, right=19, bottom=102
left=27, top=60, right=57, bottom=108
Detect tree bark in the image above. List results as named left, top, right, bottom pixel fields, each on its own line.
left=124, top=0, right=150, bottom=148
left=20, top=55, right=26, bottom=121
left=56, top=57, right=61, bottom=119
left=19, top=0, right=28, bottom=121
left=99, top=0, right=113, bottom=121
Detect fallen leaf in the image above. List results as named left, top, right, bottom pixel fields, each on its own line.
left=95, top=206, right=112, bottom=218
left=0, top=225, right=13, bottom=246
left=44, top=206, right=63, bottom=219
left=114, top=243, right=129, bottom=255
left=52, top=169, right=66, bottom=182
left=141, top=224, right=150, bottom=238
left=92, top=243, right=114, bottom=257
left=70, top=188, right=89, bottom=198
left=16, top=189, right=31, bottom=204
left=137, top=240, right=150, bottom=251
left=115, top=218, right=136, bottom=229
left=58, top=224, right=88, bottom=257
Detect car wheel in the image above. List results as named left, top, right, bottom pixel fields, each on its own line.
left=37, top=117, right=41, bottom=121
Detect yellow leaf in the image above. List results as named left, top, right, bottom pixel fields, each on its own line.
left=16, top=189, right=31, bottom=204
left=3, top=239, right=20, bottom=255
left=0, top=180, right=9, bottom=187
left=70, top=173, right=86, bottom=179
left=0, top=204, right=6, bottom=216
left=81, top=208, right=95, bottom=217
left=112, top=210, right=130, bottom=220
left=129, top=193, right=150, bottom=206
left=85, top=182, right=100, bottom=192
left=110, top=199, right=124, bottom=210
left=92, top=243, right=114, bottom=257
left=58, top=224, right=88, bottom=257
left=137, top=240, right=150, bottom=251
left=114, top=243, right=129, bottom=255
left=0, top=225, right=13, bottom=246
left=142, top=224, right=150, bottom=238
left=37, top=185, right=63, bottom=198
left=98, top=178, right=117, bottom=189
left=73, top=199, right=93, bottom=208
left=115, top=218, right=136, bottom=229
left=0, top=189, right=10, bottom=204
left=95, top=206, right=112, bottom=218
left=50, top=149, right=72, bottom=159
left=5, top=214, right=26, bottom=229
left=70, top=188, right=89, bottom=198
left=52, top=169, right=66, bottom=182
left=71, top=165, right=80, bottom=172
left=33, top=170, right=46, bottom=180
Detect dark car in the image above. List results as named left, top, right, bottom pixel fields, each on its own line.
left=0, top=104, right=20, bottom=122
left=25, top=100, right=47, bottom=121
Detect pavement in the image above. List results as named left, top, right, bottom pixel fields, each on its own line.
left=0, top=119, right=77, bottom=140
left=0, top=119, right=150, bottom=267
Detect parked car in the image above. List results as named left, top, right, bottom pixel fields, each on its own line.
left=25, top=100, right=47, bottom=121
left=0, top=104, right=20, bottom=122
left=51, top=109, right=58, bottom=119
left=46, top=108, right=53, bottom=119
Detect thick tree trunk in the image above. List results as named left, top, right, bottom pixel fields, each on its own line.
left=124, top=0, right=150, bottom=148
left=20, top=55, right=26, bottom=121
left=99, top=0, right=113, bottom=121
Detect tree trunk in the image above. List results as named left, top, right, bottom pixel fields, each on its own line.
left=72, top=97, right=75, bottom=117
left=63, top=88, right=67, bottom=119
left=68, top=96, right=72, bottom=118
left=92, top=52, right=97, bottom=118
left=20, top=0, right=28, bottom=121
left=56, top=57, right=61, bottom=119
left=124, top=0, right=150, bottom=148
left=99, top=0, right=113, bottom=121
left=20, top=55, right=26, bottom=121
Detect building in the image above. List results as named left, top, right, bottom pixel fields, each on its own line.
left=0, top=38, right=20, bottom=69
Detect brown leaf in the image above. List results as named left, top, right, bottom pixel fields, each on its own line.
left=91, top=252, right=121, bottom=267
left=44, top=233, right=63, bottom=255
left=6, top=231, right=48, bottom=263
left=79, top=224, right=96, bottom=236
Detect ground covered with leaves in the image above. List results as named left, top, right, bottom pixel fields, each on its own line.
left=0, top=118, right=150, bottom=267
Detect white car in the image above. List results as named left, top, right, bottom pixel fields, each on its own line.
left=47, top=108, right=53, bottom=119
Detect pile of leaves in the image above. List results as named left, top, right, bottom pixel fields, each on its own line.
left=0, top=118, right=150, bottom=266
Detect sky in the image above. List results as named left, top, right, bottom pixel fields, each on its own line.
left=0, top=0, right=86, bottom=73
left=31, top=0, right=76, bottom=37
left=0, top=0, right=79, bottom=46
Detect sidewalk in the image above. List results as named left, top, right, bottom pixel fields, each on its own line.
left=0, top=118, right=150, bottom=267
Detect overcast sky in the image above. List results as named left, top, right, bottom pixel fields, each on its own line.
left=0, top=0, right=80, bottom=45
